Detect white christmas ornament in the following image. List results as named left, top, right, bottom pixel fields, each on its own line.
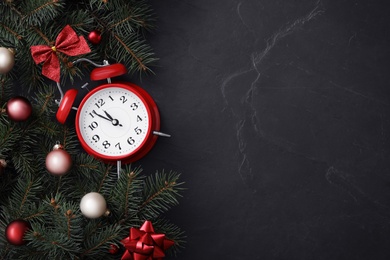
left=80, top=192, right=107, bottom=219
left=0, top=47, right=15, bottom=74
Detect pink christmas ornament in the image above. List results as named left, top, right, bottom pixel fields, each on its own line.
left=45, top=144, right=72, bottom=176
left=6, top=96, right=32, bottom=122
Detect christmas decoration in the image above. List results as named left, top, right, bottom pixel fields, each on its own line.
left=6, top=96, right=32, bottom=122
left=0, top=1, right=185, bottom=259
left=121, top=220, right=175, bottom=260
left=0, top=47, right=15, bottom=74
left=45, top=143, right=72, bottom=176
left=30, top=25, right=91, bottom=82
left=5, top=219, right=30, bottom=246
left=80, top=192, right=107, bottom=219
left=109, top=244, right=120, bottom=255
left=88, top=30, right=102, bottom=45
left=59, top=61, right=167, bottom=165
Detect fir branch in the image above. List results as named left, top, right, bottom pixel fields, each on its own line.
left=32, top=26, right=51, bottom=45
left=37, top=90, right=54, bottom=116
left=97, top=165, right=112, bottom=193
left=27, top=224, right=81, bottom=258
left=21, top=0, right=65, bottom=27
left=19, top=179, right=34, bottom=213
left=124, top=171, right=136, bottom=219
left=138, top=171, right=184, bottom=219
left=80, top=224, right=122, bottom=258
left=0, top=125, right=18, bottom=153
left=0, top=76, right=7, bottom=104
left=141, top=182, right=175, bottom=209
left=110, top=165, right=143, bottom=224
left=58, top=9, right=94, bottom=33
left=107, top=2, right=155, bottom=33
left=1, top=1, right=23, bottom=18
left=153, top=218, right=186, bottom=255
left=24, top=0, right=60, bottom=17
left=0, top=22, right=23, bottom=41
left=62, top=126, right=70, bottom=149
left=24, top=210, right=46, bottom=221
left=75, top=155, right=99, bottom=171
left=7, top=175, right=43, bottom=218
left=112, top=33, right=147, bottom=72
left=65, top=209, right=75, bottom=239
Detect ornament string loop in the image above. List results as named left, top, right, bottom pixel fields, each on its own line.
left=30, top=25, right=91, bottom=82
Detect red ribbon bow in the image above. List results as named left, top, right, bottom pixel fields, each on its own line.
left=121, top=221, right=175, bottom=260
left=30, top=25, right=91, bottom=82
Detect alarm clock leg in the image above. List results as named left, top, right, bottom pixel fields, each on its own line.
left=153, top=131, right=171, bottom=138
left=117, top=160, right=121, bottom=179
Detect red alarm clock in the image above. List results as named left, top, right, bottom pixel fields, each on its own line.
left=56, top=62, right=167, bottom=164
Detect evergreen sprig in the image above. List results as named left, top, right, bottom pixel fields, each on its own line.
left=139, top=170, right=184, bottom=220
left=150, top=218, right=186, bottom=256
left=0, top=76, right=13, bottom=104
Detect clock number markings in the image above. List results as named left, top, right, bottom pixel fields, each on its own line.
left=127, top=137, right=135, bottom=145
left=102, top=140, right=111, bottom=149
left=120, top=96, right=128, bottom=104
left=95, top=98, right=105, bottom=109
left=134, top=127, right=142, bottom=135
left=80, top=88, right=151, bottom=157
left=92, top=135, right=100, bottom=142
left=130, top=102, right=138, bottom=110
left=88, top=121, right=98, bottom=131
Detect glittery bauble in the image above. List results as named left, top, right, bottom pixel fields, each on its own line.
left=88, top=30, right=102, bottom=45
left=0, top=47, right=15, bottom=74
left=5, top=219, right=30, bottom=246
left=6, top=96, right=32, bottom=122
left=80, top=192, right=107, bottom=219
left=45, top=149, right=72, bottom=176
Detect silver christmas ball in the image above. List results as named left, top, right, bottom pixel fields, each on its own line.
left=45, top=149, right=72, bottom=176
left=80, top=192, right=107, bottom=219
left=0, top=47, right=15, bottom=74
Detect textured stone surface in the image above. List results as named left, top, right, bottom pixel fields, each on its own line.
left=93, top=1, right=390, bottom=259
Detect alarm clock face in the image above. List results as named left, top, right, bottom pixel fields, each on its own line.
left=76, top=84, right=152, bottom=161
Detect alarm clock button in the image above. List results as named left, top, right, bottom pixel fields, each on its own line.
left=90, top=63, right=127, bottom=81
left=56, top=89, right=78, bottom=124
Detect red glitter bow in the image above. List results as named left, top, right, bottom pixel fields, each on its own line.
left=30, top=25, right=91, bottom=82
left=121, top=221, right=175, bottom=260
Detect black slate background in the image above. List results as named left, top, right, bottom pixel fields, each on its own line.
left=129, top=0, right=390, bottom=259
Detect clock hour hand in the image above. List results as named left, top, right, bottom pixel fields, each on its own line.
left=103, top=110, right=123, bottom=127
left=103, top=110, right=113, bottom=120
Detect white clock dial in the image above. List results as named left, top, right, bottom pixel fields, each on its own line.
left=78, top=86, right=150, bottom=158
